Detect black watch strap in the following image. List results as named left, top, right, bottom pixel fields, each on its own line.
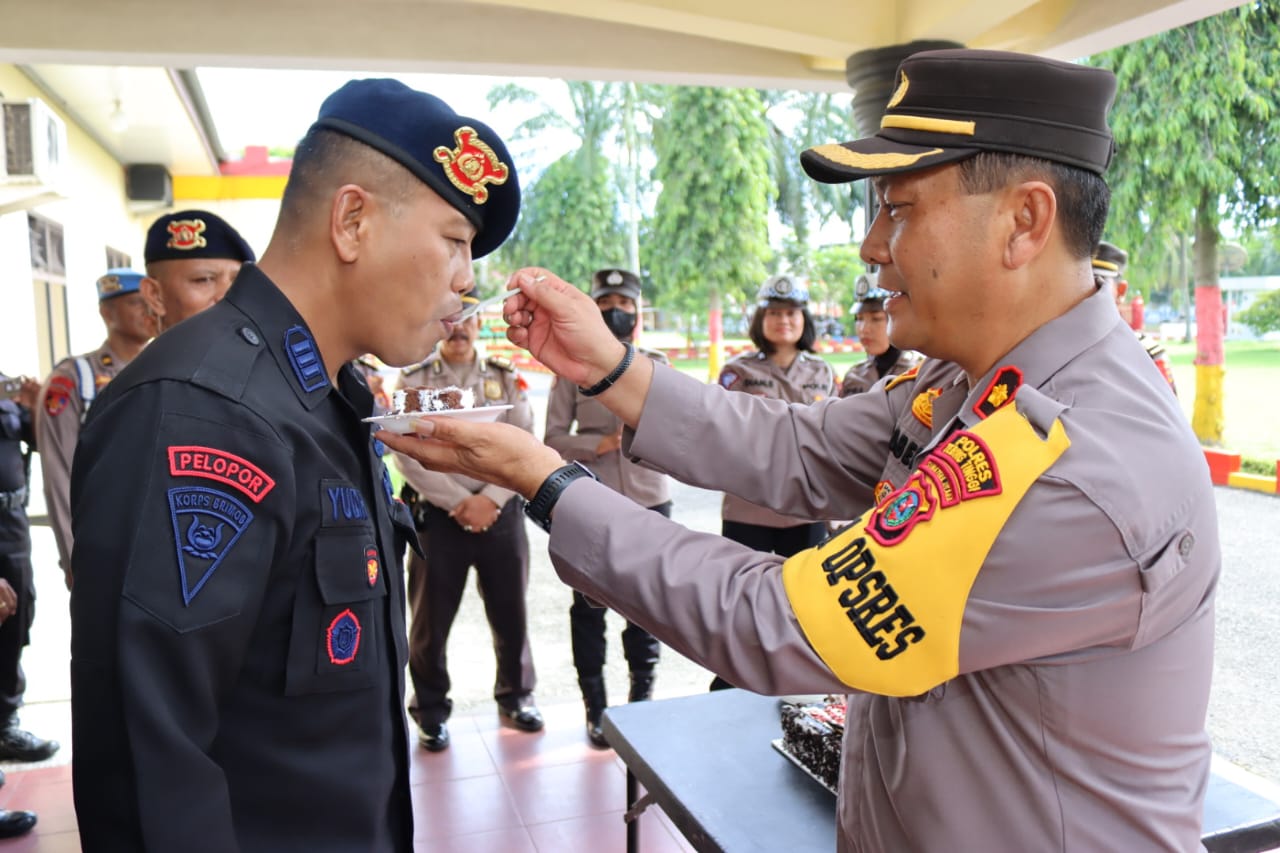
left=523, top=462, right=598, bottom=532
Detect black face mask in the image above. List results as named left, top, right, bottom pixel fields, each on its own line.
left=601, top=307, right=637, bottom=340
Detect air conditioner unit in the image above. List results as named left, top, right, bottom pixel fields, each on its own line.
left=1, top=98, right=67, bottom=186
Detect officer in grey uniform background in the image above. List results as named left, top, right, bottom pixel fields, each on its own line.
left=1093, top=240, right=1178, bottom=395
left=544, top=268, right=670, bottom=747
left=384, top=48, right=1220, bottom=852
left=37, top=269, right=155, bottom=589
left=393, top=290, right=542, bottom=752
left=838, top=273, right=921, bottom=397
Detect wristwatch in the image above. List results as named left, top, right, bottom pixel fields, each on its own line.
left=523, top=462, right=599, bottom=532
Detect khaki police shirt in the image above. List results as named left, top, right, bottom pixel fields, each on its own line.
left=544, top=286, right=1217, bottom=852
left=392, top=351, right=534, bottom=512
left=544, top=346, right=670, bottom=509
left=716, top=350, right=835, bottom=528
left=839, top=348, right=921, bottom=397
left=37, top=341, right=131, bottom=572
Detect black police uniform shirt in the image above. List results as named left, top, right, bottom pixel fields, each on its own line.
left=69, top=264, right=419, bottom=853
left=0, top=393, right=33, bottom=550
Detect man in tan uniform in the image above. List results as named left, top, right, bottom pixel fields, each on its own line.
left=1093, top=241, right=1178, bottom=394
left=544, top=268, right=670, bottom=746
left=37, top=269, right=155, bottom=589
left=384, top=49, right=1218, bottom=851
left=839, top=273, right=920, bottom=397
left=392, top=292, right=541, bottom=751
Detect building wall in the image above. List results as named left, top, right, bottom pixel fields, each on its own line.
left=0, top=65, right=145, bottom=378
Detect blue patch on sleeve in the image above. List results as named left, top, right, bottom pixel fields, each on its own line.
left=284, top=325, right=328, bottom=393
left=326, top=609, right=362, bottom=665
left=167, top=486, right=254, bottom=605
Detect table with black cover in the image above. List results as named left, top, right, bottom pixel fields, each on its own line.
left=603, top=688, right=1280, bottom=853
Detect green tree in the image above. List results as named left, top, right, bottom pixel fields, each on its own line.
left=485, top=81, right=628, bottom=291
left=1236, top=289, right=1280, bottom=335
left=809, top=243, right=867, bottom=334
left=1089, top=1, right=1280, bottom=444
left=648, top=85, right=774, bottom=373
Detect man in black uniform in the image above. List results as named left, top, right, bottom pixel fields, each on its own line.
left=69, top=79, right=520, bottom=852
left=0, top=372, right=45, bottom=839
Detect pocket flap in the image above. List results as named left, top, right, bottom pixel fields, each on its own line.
left=315, top=530, right=386, bottom=604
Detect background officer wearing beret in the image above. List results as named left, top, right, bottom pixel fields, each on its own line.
left=385, top=48, right=1219, bottom=851
left=392, top=291, right=542, bottom=752
left=0, top=371, right=42, bottom=839
left=543, top=268, right=670, bottom=746
left=37, top=269, right=155, bottom=590
left=141, top=209, right=256, bottom=333
left=71, top=79, right=519, bottom=851
left=1093, top=240, right=1178, bottom=394
left=839, top=273, right=920, bottom=397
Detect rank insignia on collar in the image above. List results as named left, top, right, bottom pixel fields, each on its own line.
left=973, top=366, right=1023, bottom=420
left=168, top=486, right=253, bottom=605
left=432, top=127, right=510, bottom=204
left=911, top=387, right=942, bottom=428
left=326, top=609, right=362, bottom=665
left=365, top=545, right=379, bottom=587
left=166, top=219, right=208, bottom=251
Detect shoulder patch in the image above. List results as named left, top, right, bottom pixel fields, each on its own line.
left=400, top=360, right=429, bottom=376
left=486, top=355, right=514, bottom=372
left=43, top=375, right=76, bottom=417
left=884, top=364, right=920, bottom=392
left=168, top=486, right=254, bottom=605
left=169, top=445, right=276, bottom=503
left=719, top=371, right=739, bottom=389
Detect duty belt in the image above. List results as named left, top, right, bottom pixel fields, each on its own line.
left=0, top=486, right=27, bottom=511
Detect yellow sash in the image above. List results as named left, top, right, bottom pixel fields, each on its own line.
left=782, top=405, right=1069, bottom=697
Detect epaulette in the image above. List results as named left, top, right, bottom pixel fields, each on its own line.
left=354, top=356, right=379, bottom=371
left=486, top=355, right=515, bottom=372
left=883, top=363, right=921, bottom=392
left=400, top=359, right=431, bottom=376
left=637, top=345, right=670, bottom=365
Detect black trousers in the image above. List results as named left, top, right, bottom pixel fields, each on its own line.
left=406, top=499, right=534, bottom=727
left=710, top=518, right=827, bottom=691
left=570, top=501, right=671, bottom=679
left=0, top=529, right=33, bottom=722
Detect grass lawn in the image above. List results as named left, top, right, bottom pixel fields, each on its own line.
left=670, top=338, right=1280, bottom=464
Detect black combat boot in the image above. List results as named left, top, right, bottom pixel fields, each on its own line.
left=579, top=674, right=609, bottom=749
left=628, top=670, right=655, bottom=703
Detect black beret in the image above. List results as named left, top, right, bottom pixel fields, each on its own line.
left=145, top=210, right=256, bottom=264
left=801, top=48, right=1116, bottom=182
left=310, top=79, right=519, bottom=259
left=590, top=268, right=642, bottom=301
left=1092, top=241, right=1128, bottom=278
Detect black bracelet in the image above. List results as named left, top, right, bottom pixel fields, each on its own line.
left=579, top=341, right=634, bottom=397
left=523, top=462, right=599, bottom=532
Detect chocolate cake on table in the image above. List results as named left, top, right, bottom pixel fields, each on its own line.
left=776, top=696, right=845, bottom=794
left=391, top=385, right=474, bottom=414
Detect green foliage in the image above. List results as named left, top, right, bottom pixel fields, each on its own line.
left=809, top=243, right=867, bottom=331
left=485, top=80, right=628, bottom=290
left=648, top=86, right=774, bottom=317
left=1236, top=289, right=1280, bottom=335
left=1240, top=456, right=1277, bottom=476
left=1088, top=2, right=1280, bottom=298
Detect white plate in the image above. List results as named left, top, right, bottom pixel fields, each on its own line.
left=364, top=405, right=513, bottom=433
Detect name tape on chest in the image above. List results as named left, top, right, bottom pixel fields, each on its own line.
left=782, top=404, right=1069, bottom=697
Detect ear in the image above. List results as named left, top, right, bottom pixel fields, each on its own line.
left=140, top=277, right=165, bottom=323
left=330, top=185, right=370, bottom=264
left=1002, top=181, right=1056, bottom=270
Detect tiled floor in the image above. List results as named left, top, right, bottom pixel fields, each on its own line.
left=0, top=700, right=696, bottom=852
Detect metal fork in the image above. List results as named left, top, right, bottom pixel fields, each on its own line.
left=457, top=291, right=511, bottom=321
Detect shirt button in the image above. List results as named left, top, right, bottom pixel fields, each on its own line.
left=239, top=327, right=261, bottom=346
left=1177, top=533, right=1195, bottom=557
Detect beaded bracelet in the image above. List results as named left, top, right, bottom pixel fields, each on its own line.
left=578, top=341, right=634, bottom=397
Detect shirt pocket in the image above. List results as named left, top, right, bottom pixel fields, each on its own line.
left=284, top=527, right=387, bottom=695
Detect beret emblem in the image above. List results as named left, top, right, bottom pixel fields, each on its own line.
left=167, top=219, right=209, bottom=251
left=433, top=126, right=509, bottom=204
